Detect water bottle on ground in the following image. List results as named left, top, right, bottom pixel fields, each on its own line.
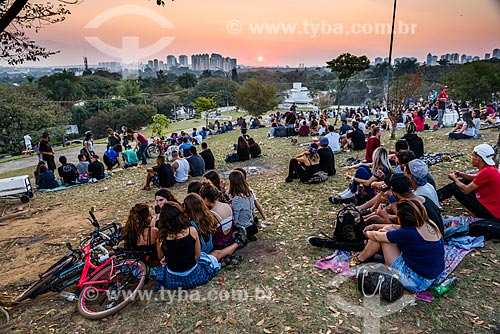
left=431, top=277, right=458, bottom=297
left=60, top=291, right=77, bottom=302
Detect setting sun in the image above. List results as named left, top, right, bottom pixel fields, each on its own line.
left=257, top=56, right=264, bottom=62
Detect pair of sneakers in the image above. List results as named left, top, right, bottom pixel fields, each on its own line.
left=233, top=227, right=247, bottom=248
left=328, top=188, right=356, bottom=205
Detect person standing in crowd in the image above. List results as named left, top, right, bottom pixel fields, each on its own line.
left=171, top=151, right=190, bottom=183
left=106, top=128, right=121, bottom=149
left=126, top=128, right=149, bottom=165
left=39, top=131, right=56, bottom=170
left=82, top=132, right=95, bottom=162
left=437, top=85, right=449, bottom=128
left=200, top=142, right=215, bottom=170
left=437, top=144, right=500, bottom=219
left=24, top=133, right=32, bottom=153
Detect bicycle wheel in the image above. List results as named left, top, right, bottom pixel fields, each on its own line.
left=77, top=259, right=146, bottom=320
left=146, top=143, right=160, bottom=158
left=14, top=257, right=74, bottom=303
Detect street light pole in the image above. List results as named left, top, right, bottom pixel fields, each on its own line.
left=215, top=66, right=230, bottom=108
left=383, top=0, right=397, bottom=108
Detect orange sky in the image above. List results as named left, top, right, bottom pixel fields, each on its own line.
left=9, top=0, right=500, bottom=66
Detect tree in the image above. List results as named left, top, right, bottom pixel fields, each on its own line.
left=79, top=75, right=119, bottom=99
left=388, top=67, right=425, bottom=139
left=193, top=97, right=217, bottom=118
left=187, top=77, right=240, bottom=107
left=313, top=91, right=333, bottom=111
left=151, top=114, right=170, bottom=138
left=37, top=71, right=86, bottom=103
left=326, top=53, right=370, bottom=124
left=444, top=61, right=500, bottom=104
left=176, top=73, right=198, bottom=89
left=394, top=59, right=419, bottom=78
left=438, top=59, right=450, bottom=66
left=0, top=85, right=69, bottom=154
left=235, top=79, right=280, bottom=116
left=0, top=0, right=165, bottom=65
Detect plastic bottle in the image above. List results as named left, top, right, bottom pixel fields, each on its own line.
left=431, top=277, right=458, bottom=297
left=60, top=291, right=77, bottom=302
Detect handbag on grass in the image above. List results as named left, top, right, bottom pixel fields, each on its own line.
left=356, top=263, right=403, bottom=302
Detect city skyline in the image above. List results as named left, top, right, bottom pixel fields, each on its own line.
left=1, top=0, right=499, bottom=67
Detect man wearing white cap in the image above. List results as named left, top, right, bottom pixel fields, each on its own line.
left=437, top=144, right=500, bottom=219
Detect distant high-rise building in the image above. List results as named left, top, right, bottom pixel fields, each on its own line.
left=466, top=55, right=473, bottom=63
left=147, top=60, right=153, bottom=69
left=191, top=54, right=210, bottom=71
left=472, top=56, right=480, bottom=62
left=179, top=55, right=188, bottom=67
left=159, top=60, right=164, bottom=71
left=426, top=53, right=433, bottom=65
left=166, top=55, right=177, bottom=70
left=451, top=53, right=459, bottom=64
left=383, top=57, right=389, bottom=64
left=493, top=48, right=500, bottom=58
left=210, top=53, right=223, bottom=70
left=432, top=56, right=438, bottom=66
left=374, top=57, right=383, bottom=65
left=153, top=59, right=159, bottom=71
left=461, top=54, right=467, bottom=64
left=485, top=53, right=491, bottom=60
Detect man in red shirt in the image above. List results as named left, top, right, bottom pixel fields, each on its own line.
left=365, top=126, right=381, bottom=162
left=437, top=144, right=500, bottom=219
left=437, top=85, right=449, bottom=128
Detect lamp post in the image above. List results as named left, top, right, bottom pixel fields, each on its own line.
left=383, top=0, right=397, bottom=108
left=215, top=66, right=230, bottom=108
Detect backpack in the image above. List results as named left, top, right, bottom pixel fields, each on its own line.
left=303, top=171, right=328, bottom=184
left=333, top=205, right=366, bottom=242
left=225, top=152, right=239, bottom=163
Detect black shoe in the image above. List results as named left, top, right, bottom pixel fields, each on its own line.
left=246, top=234, right=257, bottom=242
left=307, top=236, right=335, bottom=248
left=285, top=176, right=293, bottom=183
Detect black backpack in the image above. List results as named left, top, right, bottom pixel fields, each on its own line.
left=334, top=205, right=366, bottom=242
left=225, top=152, right=239, bottom=163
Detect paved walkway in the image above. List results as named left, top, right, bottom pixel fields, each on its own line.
left=0, top=144, right=108, bottom=175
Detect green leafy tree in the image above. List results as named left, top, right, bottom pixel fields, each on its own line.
left=0, top=85, right=69, bottom=154
left=187, top=77, right=239, bottom=107
left=444, top=61, right=500, bottom=103
left=116, top=104, right=157, bottom=130
left=193, top=97, right=217, bottom=119
left=235, top=79, right=280, bottom=116
left=37, top=71, right=85, bottom=103
left=176, top=73, right=198, bottom=89
left=80, top=75, right=119, bottom=99
left=153, top=95, right=181, bottom=117
left=394, top=59, right=419, bottom=78
left=326, top=53, right=370, bottom=124
left=151, top=114, right=170, bottom=138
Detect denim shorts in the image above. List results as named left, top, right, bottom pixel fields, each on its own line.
left=389, top=254, right=436, bottom=292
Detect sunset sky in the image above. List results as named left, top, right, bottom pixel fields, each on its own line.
left=8, top=0, right=500, bottom=67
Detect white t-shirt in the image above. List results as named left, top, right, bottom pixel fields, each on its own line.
left=325, top=132, right=341, bottom=153
left=24, top=135, right=31, bottom=146
left=174, top=158, right=189, bottom=183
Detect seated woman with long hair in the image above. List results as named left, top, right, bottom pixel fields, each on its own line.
left=156, top=202, right=220, bottom=289
left=353, top=199, right=444, bottom=292
left=151, top=188, right=181, bottom=227
left=123, top=203, right=159, bottom=267
left=284, top=143, right=320, bottom=183
left=449, top=111, right=475, bottom=139
left=332, top=147, right=393, bottom=203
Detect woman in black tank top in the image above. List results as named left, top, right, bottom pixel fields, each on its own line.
left=123, top=203, right=159, bottom=266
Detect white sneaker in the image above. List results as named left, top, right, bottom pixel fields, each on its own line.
left=340, top=190, right=356, bottom=199
left=338, top=188, right=349, bottom=197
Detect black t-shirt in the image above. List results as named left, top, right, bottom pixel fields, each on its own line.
left=107, top=134, right=121, bottom=149
left=401, top=133, right=424, bottom=158
left=200, top=149, right=215, bottom=170
left=421, top=195, right=444, bottom=236
left=39, top=140, right=55, bottom=170
left=88, top=161, right=105, bottom=180
left=186, top=154, right=206, bottom=177
left=317, top=147, right=336, bottom=176
left=153, top=163, right=174, bottom=188
left=58, top=163, right=78, bottom=185
left=347, top=129, right=366, bottom=150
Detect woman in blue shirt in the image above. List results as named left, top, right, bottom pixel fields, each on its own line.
left=353, top=198, right=444, bottom=292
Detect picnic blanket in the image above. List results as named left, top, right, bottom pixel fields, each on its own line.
left=38, top=174, right=111, bottom=193
left=315, top=236, right=484, bottom=302
left=420, top=152, right=464, bottom=167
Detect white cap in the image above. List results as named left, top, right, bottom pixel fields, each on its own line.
left=474, top=144, right=495, bottom=166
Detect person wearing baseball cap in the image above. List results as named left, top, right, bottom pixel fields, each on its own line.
left=437, top=85, right=449, bottom=128
left=317, top=137, right=336, bottom=176
left=404, top=159, right=440, bottom=208
left=437, top=143, right=500, bottom=219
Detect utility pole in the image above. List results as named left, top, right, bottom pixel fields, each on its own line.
left=383, top=0, right=397, bottom=108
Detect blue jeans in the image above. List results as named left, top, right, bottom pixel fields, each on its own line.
left=349, top=165, right=372, bottom=193
left=437, top=109, right=445, bottom=127
left=389, top=254, right=436, bottom=292
left=139, top=142, right=148, bottom=165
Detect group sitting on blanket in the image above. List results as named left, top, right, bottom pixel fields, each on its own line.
left=309, top=142, right=500, bottom=292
